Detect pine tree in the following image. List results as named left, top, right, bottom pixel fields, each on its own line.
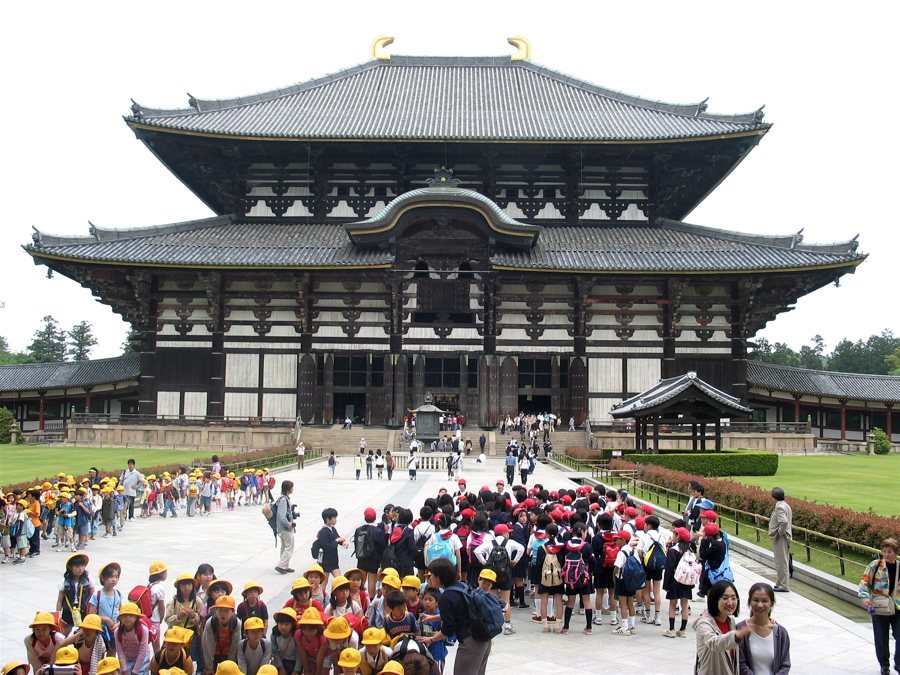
left=68, top=321, right=98, bottom=362
left=27, top=315, right=68, bottom=363
left=121, top=327, right=142, bottom=355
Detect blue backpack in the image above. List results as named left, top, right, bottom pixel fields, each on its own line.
left=620, top=548, right=647, bottom=594
left=425, top=536, right=457, bottom=566
left=449, top=584, right=504, bottom=642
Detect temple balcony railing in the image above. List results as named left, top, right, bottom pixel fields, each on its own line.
left=71, top=413, right=297, bottom=428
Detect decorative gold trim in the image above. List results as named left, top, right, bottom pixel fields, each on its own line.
left=508, top=36, right=531, bottom=61
left=349, top=201, right=533, bottom=237
left=27, top=250, right=393, bottom=271
left=127, top=121, right=768, bottom=146
left=372, top=36, right=394, bottom=60
left=492, top=259, right=865, bottom=275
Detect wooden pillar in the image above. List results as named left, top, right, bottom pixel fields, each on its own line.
left=839, top=400, right=847, bottom=440
left=887, top=403, right=894, bottom=440
left=569, top=357, right=587, bottom=427
left=499, top=356, right=518, bottom=421
left=715, top=418, right=722, bottom=452
left=700, top=423, right=706, bottom=452
left=413, top=355, right=425, bottom=405
left=793, top=395, right=802, bottom=424
left=83, top=386, right=93, bottom=415
left=137, top=328, right=157, bottom=417
left=459, top=355, right=467, bottom=420
left=393, top=354, right=407, bottom=426
left=323, top=354, right=334, bottom=424
left=38, top=391, right=46, bottom=431
left=652, top=419, right=660, bottom=454
left=692, top=423, right=698, bottom=451
left=550, top=357, right=561, bottom=419
left=208, top=331, right=225, bottom=418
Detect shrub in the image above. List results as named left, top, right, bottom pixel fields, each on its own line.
left=0, top=407, right=14, bottom=444
left=608, top=459, right=900, bottom=549
left=622, top=451, right=778, bottom=477
left=872, top=428, right=891, bottom=455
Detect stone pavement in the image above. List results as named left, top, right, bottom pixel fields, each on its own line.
left=0, top=455, right=884, bottom=674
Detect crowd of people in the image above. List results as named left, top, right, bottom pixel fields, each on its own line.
left=3, top=457, right=898, bottom=675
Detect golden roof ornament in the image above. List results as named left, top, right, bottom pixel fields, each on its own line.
left=507, top=36, right=531, bottom=61
left=372, top=36, right=394, bottom=60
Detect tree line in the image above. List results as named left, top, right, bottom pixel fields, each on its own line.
left=0, top=315, right=99, bottom=365
left=754, top=330, right=900, bottom=376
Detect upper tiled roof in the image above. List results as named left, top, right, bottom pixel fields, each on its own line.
left=27, top=215, right=864, bottom=272
left=747, top=361, right=900, bottom=403
left=0, top=355, right=140, bottom=393
left=612, top=371, right=752, bottom=417
left=126, top=56, right=769, bottom=142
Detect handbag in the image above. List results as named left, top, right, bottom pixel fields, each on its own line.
left=869, top=561, right=898, bottom=616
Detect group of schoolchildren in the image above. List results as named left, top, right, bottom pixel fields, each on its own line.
left=341, top=477, right=731, bottom=645
left=1, top=465, right=279, bottom=566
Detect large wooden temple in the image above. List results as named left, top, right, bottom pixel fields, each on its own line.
left=21, top=40, right=868, bottom=430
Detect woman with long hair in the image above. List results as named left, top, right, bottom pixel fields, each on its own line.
left=693, top=580, right=752, bottom=675
left=737, top=582, right=792, bottom=674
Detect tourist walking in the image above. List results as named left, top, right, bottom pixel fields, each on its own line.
left=859, top=537, right=900, bottom=675
left=120, top=460, right=141, bottom=521
left=768, top=488, right=793, bottom=592
left=274, top=481, right=296, bottom=575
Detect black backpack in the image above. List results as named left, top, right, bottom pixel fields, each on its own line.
left=354, top=525, right=376, bottom=560
left=328, top=455, right=336, bottom=466
left=561, top=548, right=589, bottom=587
left=485, top=542, right=512, bottom=587
left=381, top=543, right=400, bottom=572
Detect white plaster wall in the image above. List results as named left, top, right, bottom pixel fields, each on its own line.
left=628, top=358, right=661, bottom=392
left=264, top=354, right=298, bottom=389
left=226, top=353, right=259, bottom=388
left=263, top=393, right=296, bottom=419
left=224, top=393, right=258, bottom=418
left=184, top=392, right=207, bottom=419
left=589, top=358, right=623, bottom=394
left=157, top=391, right=180, bottom=417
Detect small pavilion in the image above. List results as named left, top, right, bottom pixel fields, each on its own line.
left=611, top=371, right=753, bottom=453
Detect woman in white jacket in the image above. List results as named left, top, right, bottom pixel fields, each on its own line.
left=693, top=580, right=751, bottom=675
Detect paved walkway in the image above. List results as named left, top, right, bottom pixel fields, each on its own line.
left=0, top=456, right=883, bottom=674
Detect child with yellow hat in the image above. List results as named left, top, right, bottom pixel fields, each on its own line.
left=359, top=627, right=393, bottom=674
left=149, top=627, right=193, bottom=675
left=322, top=616, right=358, bottom=672
left=95, top=657, right=120, bottom=675
left=236, top=617, right=269, bottom=675
left=24, top=612, right=64, bottom=672
left=54, top=614, right=108, bottom=675
left=114, top=604, right=151, bottom=675
left=269, top=608, right=298, bottom=675
left=295, top=609, right=327, bottom=675
left=335, top=648, right=360, bottom=675
left=202, top=595, right=241, bottom=671
left=147, top=561, right=170, bottom=650
left=50, top=646, right=80, bottom=675
left=236, top=583, right=268, bottom=637
left=56, top=553, right=93, bottom=635
left=1, top=663, right=29, bottom=675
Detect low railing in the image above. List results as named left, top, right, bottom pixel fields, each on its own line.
left=586, top=420, right=811, bottom=434
left=618, top=475, right=878, bottom=577
left=71, top=413, right=296, bottom=427
left=192, top=447, right=324, bottom=473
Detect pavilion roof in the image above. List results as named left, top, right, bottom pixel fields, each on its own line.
left=126, top=56, right=770, bottom=143
left=611, top=371, right=752, bottom=418
left=747, top=361, right=900, bottom=403
left=0, top=355, right=140, bottom=393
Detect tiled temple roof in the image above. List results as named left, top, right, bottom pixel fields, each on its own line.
left=0, top=355, right=140, bottom=393
left=747, top=361, right=900, bottom=403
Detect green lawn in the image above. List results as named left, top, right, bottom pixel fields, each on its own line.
left=731, top=454, right=900, bottom=517
left=0, top=446, right=204, bottom=488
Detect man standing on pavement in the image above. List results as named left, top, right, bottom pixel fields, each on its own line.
left=274, top=480, right=296, bottom=574
left=769, top=487, right=793, bottom=592
left=504, top=450, right=516, bottom=486
left=296, top=441, right=305, bottom=470
left=120, top=459, right=141, bottom=520
left=479, top=433, right=486, bottom=454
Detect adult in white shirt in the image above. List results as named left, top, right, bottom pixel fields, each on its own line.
left=296, top=441, right=305, bottom=470
left=407, top=451, right=418, bottom=481
left=120, top=459, right=142, bottom=520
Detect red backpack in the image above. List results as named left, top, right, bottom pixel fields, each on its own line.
left=128, top=583, right=155, bottom=618
left=601, top=537, right=620, bottom=568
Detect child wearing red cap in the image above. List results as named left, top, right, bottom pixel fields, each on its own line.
left=662, top=526, right=698, bottom=638
left=611, top=530, right=638, bottom=636
left=473, top=523, right=525, bottom=635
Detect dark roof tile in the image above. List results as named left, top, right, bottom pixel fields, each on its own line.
left=0, top=355, right=140, bottom=393
left=747, top=362, right=900, bottom=403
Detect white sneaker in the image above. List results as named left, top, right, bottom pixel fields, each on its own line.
left=578, top=607, right=585, bottom=615
left=503, top=623, right=516, bottom=635
left=610, top=617, right=619, bottom=626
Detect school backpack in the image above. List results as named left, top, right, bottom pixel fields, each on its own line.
left=561, top=548, right=589, bottom=588
left=424, top=536, right=457, bottom=567
left=380, top=543, right=400, bottom=572
left=127, top=584, right=155, bottom=618
left=354, top=525, right=377, bottom=560
left=262, top=497, right=282, bottom=544
left=540, top=549, right=563, bottom=587
left=619, top=548, right=647, bottom=594
left=485, top=542, right=512, bottom=587
left=643, top=535, right=667, bottom=571
left=601, top=540, right=620, bottom=568
left=415, top=523, right=434, bottom=555
left=674, top=548, right=702, bottom=586
left=448, top=584, right=504, bottom=642
left=706, top=535, right=734, bottom=585
left=389, top=635, right=441, bottom=675
left=328, top=455, right=336, bottom=467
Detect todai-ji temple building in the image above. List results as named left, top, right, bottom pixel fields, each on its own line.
left=11, top=38, right=896, bottom=442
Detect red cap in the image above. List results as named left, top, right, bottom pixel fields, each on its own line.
left=640, top=504, right=654, bottom=515
left=550, top=509, right=564, bottom=521
left=614, top=531, right=632, bottom=541
left=616, top=504, right=626, bottom=513
left=589, top=503, right=601, bottom=510
left=364, top=508, right=377, bottom=521
left=549, top=491, right=559, bottom=500
left=458, top=479, right=466, bottom=485
left=634, top=517, right=646, bottom=530
left=496, top=479, right=505, bottom=486
left=523, top=499, right=536, bottom=509
left=560, top=495, right=573, bottom=505
left=480, top=486, right=490, bottom=493
left=674, top=527, right=692, bottom=542
left=460, top=508, right=476, bottom=519
left=703, top=523, right=720, bottom=536
left=701, top=510, right=718, bottom=521
left=493, top=524, right=510, bottom=535
left=624, top=507, right=638, bottom=517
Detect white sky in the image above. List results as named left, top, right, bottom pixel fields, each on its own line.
left=1, top=1, right=897, bottom=359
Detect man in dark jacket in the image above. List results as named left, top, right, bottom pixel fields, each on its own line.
left=427, top=558, right=492, bottom=675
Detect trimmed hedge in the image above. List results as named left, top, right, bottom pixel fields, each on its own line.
left=623, top=451, right=778, bottom=477
left=609, top=459, right=900, bottom=549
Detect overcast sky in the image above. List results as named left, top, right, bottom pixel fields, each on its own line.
left=1, top=1, right=896, bottom=359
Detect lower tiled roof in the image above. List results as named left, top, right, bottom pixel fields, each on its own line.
left=747, top=361, right=900, bottom=403
left=612, top=371, right=752, bottom=417
left=0, top=355, right=140, bottom=393
left=27, top=216, right=864, bottom=273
